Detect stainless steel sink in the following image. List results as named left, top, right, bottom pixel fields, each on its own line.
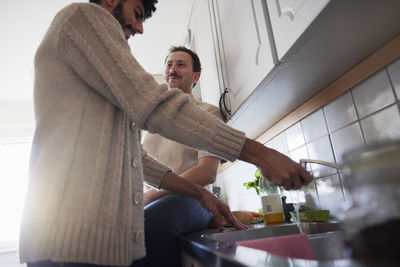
left=307, top=231, right=345, bottom=261
left=205, top=222, right=346, bottom=261
left=206, top=222, right=340, bottom=242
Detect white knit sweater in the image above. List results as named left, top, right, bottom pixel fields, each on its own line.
left=19, top=3, right=245, bottom=266
left=143, top=96, right=224, bottom=175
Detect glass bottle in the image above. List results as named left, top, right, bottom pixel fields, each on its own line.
left=259, top=172, right=285, bottom=225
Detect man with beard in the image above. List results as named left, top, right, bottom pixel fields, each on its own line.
left=142, top=46, right=224, bottom=266
left=19, top=0, right=313, bottom=266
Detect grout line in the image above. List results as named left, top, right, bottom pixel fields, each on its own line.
left=326, top=99, right=398, bottom=138
left=349, top=88, right=367, bottom=147
left=386, top=65, right=399, bottom=102
left=313, top=170, right=340, bottom=180
left=358, top=102, right=399, bottom=123
left=337, top=172, right=347, bottom=201
left=322, top=106, right=340, bottom=166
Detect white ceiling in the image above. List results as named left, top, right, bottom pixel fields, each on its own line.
left=0, top=0, right=192, bottom=104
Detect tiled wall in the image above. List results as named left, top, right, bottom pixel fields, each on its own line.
left=215, top=58, right=400, bottom=217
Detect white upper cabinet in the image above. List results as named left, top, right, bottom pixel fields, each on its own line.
left=186, top=0, right=222, bottom=108
left=186, top=0, right=400, bottom=139
left=210, top=0, right=275, bottom=115
left=266, top=0, right=330, bottom=60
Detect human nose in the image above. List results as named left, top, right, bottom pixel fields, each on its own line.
left=135, top=21, right=144, bottom=34
left=169, top=64, right=177, bottom=73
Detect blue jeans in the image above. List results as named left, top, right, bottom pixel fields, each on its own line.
left=144, top=194, right=212, bottom=267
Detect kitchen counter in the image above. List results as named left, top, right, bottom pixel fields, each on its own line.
left=179, top=223, right=370, bottom=267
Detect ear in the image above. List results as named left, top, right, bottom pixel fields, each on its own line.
left=101, top=0, right=119, bottom=13
left=193, top=72, right=201, bottom=85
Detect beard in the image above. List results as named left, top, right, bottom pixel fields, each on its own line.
left=112, top=2, right=125, bottom=27
left=112, top=2, right=132, bottom=39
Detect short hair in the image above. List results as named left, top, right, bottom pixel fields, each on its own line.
left=89, top=0, right=158, bottom=20
left=165, top=46, right=202, bottom=73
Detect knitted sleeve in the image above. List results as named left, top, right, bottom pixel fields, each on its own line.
left=141, top=146, right=171, bottom=188
left=57, top=4, right=246, bottom=162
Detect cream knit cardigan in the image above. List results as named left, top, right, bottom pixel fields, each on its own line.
left=19, top=3, right=245, bottom=266
left=143, top=96, right=224, bottom=175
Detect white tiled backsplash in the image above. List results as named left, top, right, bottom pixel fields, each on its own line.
left=215, top=58, right=400, bottom=217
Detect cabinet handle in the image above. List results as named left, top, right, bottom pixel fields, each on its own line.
left=219, top=88, right=231, bottom=122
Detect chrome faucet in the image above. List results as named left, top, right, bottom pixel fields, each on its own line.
left=299, top=159, right=342, bottom=179
left=299, top=159, right=341, bottom=170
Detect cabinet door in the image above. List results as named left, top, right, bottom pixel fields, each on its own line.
left=211, top=0, right=275, bottom=114
left=186, top=0, right=222, bottom=107
left=267, top=0, right=330, bottom=60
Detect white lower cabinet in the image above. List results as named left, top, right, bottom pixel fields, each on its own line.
left=266, top=0, right=330, bottom=60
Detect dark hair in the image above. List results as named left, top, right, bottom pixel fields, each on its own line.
left=166, top=46, right=202, bottom=73
left=89, top=0, right=158, bottom=20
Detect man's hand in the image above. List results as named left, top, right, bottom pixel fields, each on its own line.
left=196, top=186, right=247, bottom=230
left=144, top=156, right=220, bottom=206
left=160, top=171, right=247, bottom=230
left=239, top=138, right=313, bottom=190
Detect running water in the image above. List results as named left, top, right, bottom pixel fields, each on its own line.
left=293, top=202, right=305, bottom=234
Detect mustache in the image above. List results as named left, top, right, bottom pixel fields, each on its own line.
left=168, top=73, right=181, bottom=78
left=123, top=24, right=136, bottom=39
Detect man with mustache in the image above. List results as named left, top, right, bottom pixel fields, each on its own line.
left=142, top=46, right=224, bottom=266
left=19, top=0, right=313, bottom=266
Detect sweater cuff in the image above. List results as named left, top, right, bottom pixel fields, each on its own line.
left=211, top=123, right=246, bottom=162
left=142, top=150, right=171, bottom=189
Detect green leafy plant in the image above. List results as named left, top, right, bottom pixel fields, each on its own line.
left=243, top=169, right=283, bottom=195
left=243, top=169, right=262, bottom=195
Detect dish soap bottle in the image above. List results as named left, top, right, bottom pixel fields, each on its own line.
left=258, top=170, right=285, bottom=225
